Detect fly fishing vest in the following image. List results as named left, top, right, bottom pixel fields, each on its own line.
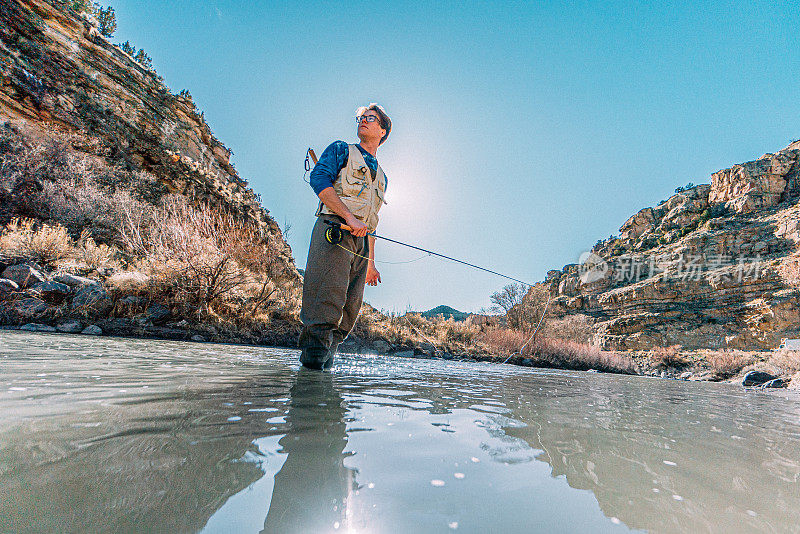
left=317, top=144, right=387, bottom=232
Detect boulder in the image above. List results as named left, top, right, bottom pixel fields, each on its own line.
left=100, top=318, right=136, bottom=336
left=338, top=340, right=359, bottom=353
left=191, top=334, right=206, bottom=342
left=118, top=295, right=145, bottom=310
left=145, top=326, right=189, bottom=340
left=146, top=303, right=171, bottom=324
left=20, top=323, right=56, bottom=332
left=393, top=350, right=415, bottom=359
left=56, top=320, right=83, bottom=333
left=760, top=378, right=788, bottom=389
left=72, top=284, right=112, bottom=315
left=741, top=370, right=778, bottom=387
left=8, top=297, right=49, bottom=320
left=0, top=278, right=20, bottom=299
left=133, top=315, right=151, bottom=327
left=419, top=342, right=436, bottom=354
left=30, top=281, right=71, bottom=302
left=81, top=325, right=102, bottom=335
left=2, top=264, right=46, bottom=289
left=373, top=340, right=392, bottom=353
left=52, top=272, right=98, bottom=287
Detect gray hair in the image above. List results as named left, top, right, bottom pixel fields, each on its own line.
left=356, top=103, right=392, bottom=145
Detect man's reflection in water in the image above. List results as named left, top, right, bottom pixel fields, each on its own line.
left=262, top=368, right=356, bottom=534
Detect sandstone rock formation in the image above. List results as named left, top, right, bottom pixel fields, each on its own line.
left=545, top=140, right=800, bottom=350
left=0, top=0, right=300, bottom=290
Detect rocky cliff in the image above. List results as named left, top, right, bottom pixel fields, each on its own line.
left=546, top=139, right=800, bottom=350
left=0, top=0, right=300, bottom=289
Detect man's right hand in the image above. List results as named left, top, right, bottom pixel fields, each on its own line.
left=346, top=216, right=368, bottom=237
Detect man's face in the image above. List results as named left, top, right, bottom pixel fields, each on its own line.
left=357, top=110, right=385, bottom=144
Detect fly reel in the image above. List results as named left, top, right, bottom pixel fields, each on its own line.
left=323, top=220, right=345, bottom=245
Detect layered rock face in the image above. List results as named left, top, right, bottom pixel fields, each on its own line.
left=546, top=140, right=800, bottom=350
left=0, top=0, right=299, bottom=289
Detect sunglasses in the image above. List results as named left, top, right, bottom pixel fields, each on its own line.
left=356, top=115, right=380, bottom=124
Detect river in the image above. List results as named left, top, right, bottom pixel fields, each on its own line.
left=1, top=332, right=799, bottom=533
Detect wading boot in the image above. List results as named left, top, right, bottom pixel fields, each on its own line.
left=300, top=347, right=330, bottom=371
left=324, top=333, right=344, bottom=370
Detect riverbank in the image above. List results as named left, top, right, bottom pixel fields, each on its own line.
left=2, top=318, right=798, bottom=390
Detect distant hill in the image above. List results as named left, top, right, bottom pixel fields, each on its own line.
left=421, top=305, right=469, bottom=322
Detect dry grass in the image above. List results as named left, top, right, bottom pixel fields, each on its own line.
left=477, top=327, right=637, bottom=374
left=649, top=345, right=692, bottom=369
left=0, top=218, right=75, bottom=266
left=529, top=337, right=638, bottom=374
left=766, top=350, right=800, bottom=374
left=479, top=328, right=528, bottom=354
left=0, top=123, right=296, bottom=333
left=78, top=230, right=119, bottom=270
left=706, top=351, right=755, bottom=379
left=124, top=196, right=284, bottom=318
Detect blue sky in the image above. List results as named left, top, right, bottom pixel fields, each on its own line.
left=112, top=0, right=799, bottom=313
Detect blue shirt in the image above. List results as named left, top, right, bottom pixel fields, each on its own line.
left=309, top=140, right=388, bottom=196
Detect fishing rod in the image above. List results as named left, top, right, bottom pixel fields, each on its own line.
left=322, top=220, right=534, bottom=287
left=305, top=147, right=535, bottom=287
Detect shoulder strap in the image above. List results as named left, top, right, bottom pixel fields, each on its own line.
left=347, top=144, right=367, bottom=168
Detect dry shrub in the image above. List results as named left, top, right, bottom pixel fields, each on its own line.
left=106, top=270, right=150, bottom=294
left=542, top=314, right=594, bottom=343
left=438, top=320, right=480, bottom=345
left=1, top=123, right=167, bottom=245
left=650, top=345, right=691, bottom=369
left=0, top=122, right=296, bottom=337
left=480, top=328, right=636, bottom=373
left=767, top=350, right=800, bottom=374
left=479, top=328, right=528, bottom=354
left=0, top=218, right=75, bottom=266
left=707, top=351, right=754, bottom=379
left=126, top=196, right=281, bottom=317
left=403, top=312, right=427, bottom=329
left=527, top=337, right=638, bottom=374
left=78, top=230, right=118, bottom=270
left=492, top=283, right=550, bottom=331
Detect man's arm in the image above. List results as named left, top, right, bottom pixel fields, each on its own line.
left=366, top=235, right=381, bottom=285
left=310, top=142, right=368, bottom=237
left=317, top=187, right=368, bottom=237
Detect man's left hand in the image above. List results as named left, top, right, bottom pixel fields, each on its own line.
left=366, top=264, right=381, bottom=286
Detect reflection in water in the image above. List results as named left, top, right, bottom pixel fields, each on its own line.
left=262, top=369, right=355, bottom=533
left=497, top=374, right=800, bottom=533
left=0, top=335, right=296, bottom=533
left=2, top=333, right=800, bottom=533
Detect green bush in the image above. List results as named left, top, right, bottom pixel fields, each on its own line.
left=119, top=40, right=135, bottom=56
left=94, top=5, right=116, bottom=37
left=133, top=49, right=153, bottom=69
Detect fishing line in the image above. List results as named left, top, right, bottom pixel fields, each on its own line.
left=305, top=149, right=548, bottom=361
left=335, top=242, right=431, bottom=265
left=502, top=291, right=551, bottom=364
left=324, top=220, right=534, bottom=287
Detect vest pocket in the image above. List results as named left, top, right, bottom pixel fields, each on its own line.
left=343, top=173, right=369, bottom=198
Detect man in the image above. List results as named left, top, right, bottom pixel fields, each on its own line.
left=298, top=103, right=391, bottom=370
